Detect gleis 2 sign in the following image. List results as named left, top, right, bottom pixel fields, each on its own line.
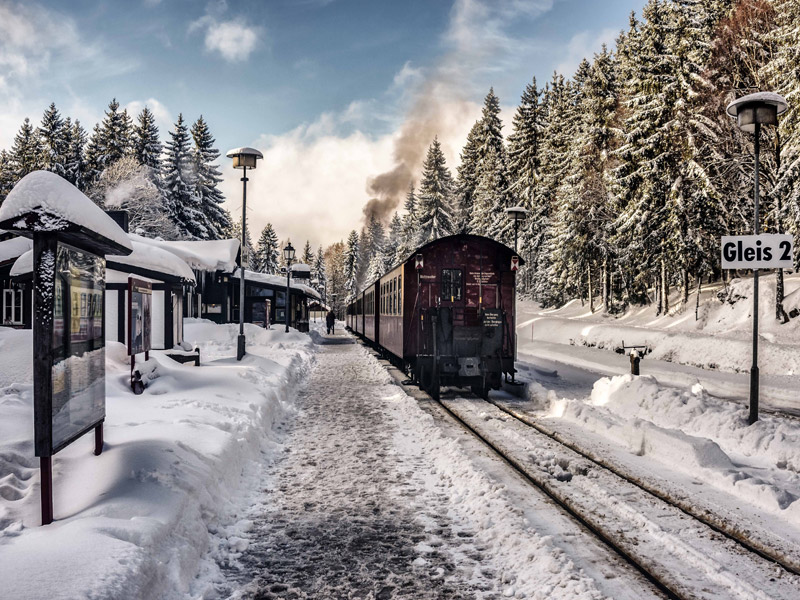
left=721, top=234, right=794, bottom=269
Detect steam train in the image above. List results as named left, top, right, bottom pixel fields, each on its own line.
left=346, top=234, right=521, bottom=399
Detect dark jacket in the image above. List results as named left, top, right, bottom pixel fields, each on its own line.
left=325, top=311, right=335, bottom=326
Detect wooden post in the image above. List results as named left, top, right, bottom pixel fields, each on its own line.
left=40, top=456, right=53, bottom=525
left=94, top=423, right=103, bottom=456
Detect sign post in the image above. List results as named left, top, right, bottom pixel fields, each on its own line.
left=721, top=233, right=794, bottom=424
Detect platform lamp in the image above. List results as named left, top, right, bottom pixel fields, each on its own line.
left=226, top=147, right=263, bottom=361
left=284, top=242, right=295, bottom=333
left=726, top=91, right=788, bottom=424
left=505, top=206, right=528, bottom=254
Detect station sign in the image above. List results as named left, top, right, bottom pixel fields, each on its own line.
left=721, top=234, right=794, bottom=269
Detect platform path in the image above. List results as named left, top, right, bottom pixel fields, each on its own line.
left=216, top=330, right=497, bottom=599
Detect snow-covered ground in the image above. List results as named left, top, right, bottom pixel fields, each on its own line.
left=511, top=276, right=800, bottom=588
left=0, top=320, right=314, bottom=599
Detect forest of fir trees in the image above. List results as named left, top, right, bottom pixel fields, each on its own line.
left=0, top=97, right=333, bottom=302
left=332, top=0, right=800, bottom=323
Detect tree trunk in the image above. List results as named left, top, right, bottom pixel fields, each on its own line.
left=661, top=259, right=669, bottom=314
left=774, top=130, right=789, bottom=323
left=608, top=269, right=614, bottom=312
left=602, top=258, right=608, bottom=313
left=682, top=269, right=689, bottom=306
left=588, top=266, right=594, bottom=313
left=695, top=276, right=702, bottom=321
left=656, top=275, right=662, bottom=316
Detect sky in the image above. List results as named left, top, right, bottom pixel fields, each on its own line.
left=0, top=0, right=647, bottom=251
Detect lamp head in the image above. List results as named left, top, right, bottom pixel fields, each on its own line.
left=505, top=206, right=529, bottom=222
left=726, top=92, right=788, bottom=133
left=226, top=147, right=264, bottom=169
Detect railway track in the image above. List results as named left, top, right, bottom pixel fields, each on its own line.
left=362, top=338, right=800, bottom=600
left=487, top=397, right=800, bottom=578
left=430, top=392, right=800, bottom=600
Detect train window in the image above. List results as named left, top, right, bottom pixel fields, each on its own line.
left=392, top=278, right=396, bottom=314
left=441, top=269, right=463, bottom=301
left=398, top=273, right=402, bottom=313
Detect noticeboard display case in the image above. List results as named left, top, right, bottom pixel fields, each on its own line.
left=38, top=241, right=106, bottom=456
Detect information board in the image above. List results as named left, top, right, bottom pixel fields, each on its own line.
left=49, top=244, right=106, bottom=454
left=127, top=277, right=152, bottom=355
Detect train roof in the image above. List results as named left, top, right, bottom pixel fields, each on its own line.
left=355, top=234, right=523, bottom=298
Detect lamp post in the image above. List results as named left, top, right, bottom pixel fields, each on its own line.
left=330, top=292, right=337, bottom=320
left=726, top=91, right=788, bottom=425
left=283, top=242, right=295, bottom=333
left=505, top=206, right=528, bottom=254
left=226, top=147, right=263, bottom=361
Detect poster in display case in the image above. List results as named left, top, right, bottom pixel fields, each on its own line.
left=127, top=277, right=152, bottom=356
left=48, top=243, right=106, bottom=454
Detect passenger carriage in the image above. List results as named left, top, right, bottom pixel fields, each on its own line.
left=347, top=234, right=521, bottom=399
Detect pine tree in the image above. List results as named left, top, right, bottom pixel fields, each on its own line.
left=313, top=245, right=327, bottom=301
left=507, top=78, right=544, bottom=212
left=10, top=118, right=43, bottom=179
left=98, top=98, right=132, bottom=170
left=417, top=137, right=455, bottom=242
left=191, top=115, right=230, bottom=239
left=84, top=123, right=105, bottom=185
left=163, top=114, right=203, bottom=239
left=455, top=120, right=482, bottom=232
left=132, top=107, right=162, bottom=171
left=0, top=150, right=15, bottom=205
left=63, top=119, right=88, bottom=190
left=38, top=102, right=67, bottom=177
left=387, top=212, right=403, bottom=268
left=344, top=230, right=360, bottom=302
left=255, top=223, right=280, bottom=274
left=302, top=240, right=314, bottom=266
left=400, top=183, right=420, bottom=255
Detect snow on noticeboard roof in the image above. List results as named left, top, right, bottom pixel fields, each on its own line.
left=0, top=171, right=132, bottom=254
left=130, top=234, right=239, bottom=273
left=0, top=236, right=32, bottom=265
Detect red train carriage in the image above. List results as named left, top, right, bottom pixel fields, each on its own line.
left=348, top=234, right=521, bottom=399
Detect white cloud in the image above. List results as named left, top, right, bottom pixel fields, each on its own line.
left=204, top=19, right=260, bottom=62
left=555, top=27, right=619, bottom=78
left=219, top=0, right=557, bottom=247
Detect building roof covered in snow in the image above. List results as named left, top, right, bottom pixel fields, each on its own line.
left=129, top=234, right=240, bottom=273
left=12, top=235, right=196, bottom=285
left=107, top=240, right=196, bottom=284
left=233, top=269, right=321, bottom=300
left=0, top=171, right=132, bottom=256
left=0, top=236, right=33, bottom=265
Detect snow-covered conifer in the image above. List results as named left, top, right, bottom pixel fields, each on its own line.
left=344, top=230, right=360, bottom=302
left=164, top=114, right=203, bottom=239
left=255, top=223, right=280, bottom=274
left=132, top=107, right=162, bottom=171
left=38, top=103, right=67, bottom=178
left=417, top=137, right=455, bottom=243
left=191, top=115, right=230, bottom=239
left=10, top=118, right=43, bottom=180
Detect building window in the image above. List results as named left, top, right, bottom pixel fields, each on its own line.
left=3, top=288, right=23, bottom=325
left=441, top=269, right=463, bottom=302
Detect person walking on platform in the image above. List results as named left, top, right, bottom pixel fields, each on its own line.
left=326, top=310, right=335, bottom=335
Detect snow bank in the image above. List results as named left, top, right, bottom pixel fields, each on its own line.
left=0, top=322, right=314, bottom=600
left=552, top=374, right=800, bottom=521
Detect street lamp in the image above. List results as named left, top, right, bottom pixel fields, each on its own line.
left=226, top=146, right=263, bottom=361
left=726, top=91, right=788, bottom=424
left=505, top=206, right=528, bottom=254
left=283, top=242, right=295, bottom=333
